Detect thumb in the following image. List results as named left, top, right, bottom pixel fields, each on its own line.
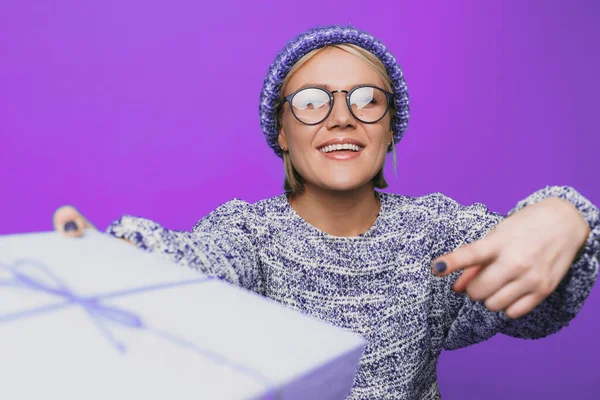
left=53, top=205, right=97, bottom=238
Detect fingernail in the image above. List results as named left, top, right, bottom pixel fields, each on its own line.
left=64, top=221, right=78, bottom=232
left=433, top=261, right=447, bottom=274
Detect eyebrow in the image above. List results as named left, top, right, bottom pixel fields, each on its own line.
left=297, top=83, right=333, bottom=91
left=295, top=82, right=380, bottom=91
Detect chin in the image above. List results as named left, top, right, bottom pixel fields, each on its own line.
left=318, top=176, right=371, bottom=192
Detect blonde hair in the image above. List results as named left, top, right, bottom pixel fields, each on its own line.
left=277, top=43, right=397, bottom=196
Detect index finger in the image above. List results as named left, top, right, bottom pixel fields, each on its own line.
left=431, top=238, right=498, bottom=277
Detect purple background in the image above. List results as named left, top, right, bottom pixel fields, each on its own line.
left=1, top=1, right=599, bottom=398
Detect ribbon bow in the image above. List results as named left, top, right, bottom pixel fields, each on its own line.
left=0, top=258, right=280, bottom=398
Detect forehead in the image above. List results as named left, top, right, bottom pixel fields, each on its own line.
left=284, top=47, right=385, bottom=95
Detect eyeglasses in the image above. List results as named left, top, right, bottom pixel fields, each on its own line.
left=277, top=85, right=394, bottom=125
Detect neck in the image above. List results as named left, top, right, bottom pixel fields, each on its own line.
left=288, top=183, right=381, bottom=237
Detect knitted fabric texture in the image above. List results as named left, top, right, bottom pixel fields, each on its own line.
left=107, top=185, right=600, bottom=399
left=259, top=25, right=410, bottom=158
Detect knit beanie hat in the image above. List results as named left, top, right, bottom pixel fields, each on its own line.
left=259, top=25, right=410, bottom=159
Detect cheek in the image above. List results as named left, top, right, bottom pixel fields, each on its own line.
left=283, top=119, right=317, bottom=150
left=288, top=136, right=317, bottom=170
left=284, top=127, right=320, bottom=174
left=366, top=127, right=392, bottom=156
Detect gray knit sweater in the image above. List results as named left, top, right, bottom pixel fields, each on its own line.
left=106, top=185, right=600, bottom=399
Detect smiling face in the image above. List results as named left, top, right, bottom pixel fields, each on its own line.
left=278, top=46, right=394, bottom=194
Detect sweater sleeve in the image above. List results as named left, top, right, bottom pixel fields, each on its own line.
left=430, top=185, right=600, bottom=351
left=105, top=199, right=265, bottom=296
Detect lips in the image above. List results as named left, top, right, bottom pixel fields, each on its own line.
left=316, top=137, right=366, bottom=151
left=317, top=145, right=364, bottom=161
left=319, top=143, right=362, bottom=153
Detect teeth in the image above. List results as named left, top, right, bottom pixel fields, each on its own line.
left=319, top=143, right=362, bottom=153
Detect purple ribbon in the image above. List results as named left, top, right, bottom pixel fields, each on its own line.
left=0, top=258, right=282, bottom=399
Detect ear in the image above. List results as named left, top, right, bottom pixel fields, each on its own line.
left=278, top=130, right=288, bottom=152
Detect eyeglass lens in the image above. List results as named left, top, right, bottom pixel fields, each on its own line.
left=291, top=86, right=388, bottom=124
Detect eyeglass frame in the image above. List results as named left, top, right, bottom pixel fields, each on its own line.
left=277, top=84, right=395, bottom=126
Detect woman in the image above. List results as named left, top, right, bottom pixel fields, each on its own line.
left=53, top=26, right=599, bottom=399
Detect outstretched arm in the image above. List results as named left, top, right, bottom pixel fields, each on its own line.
left=106, top=199, right=265, bottom=296
left=429, top=185, right=599, bottom=351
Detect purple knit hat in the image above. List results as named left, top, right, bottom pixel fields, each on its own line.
left=259, top=25, right=410, bottom=158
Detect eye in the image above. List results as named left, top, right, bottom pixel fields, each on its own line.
left=351, top=87, right=377, bottom=109
left=292, top=88, right=330, bottom=110
left=353, top=97, right=376, bottom=109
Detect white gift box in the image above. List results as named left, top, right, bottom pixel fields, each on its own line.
left=0, top=230, right=366, bottom=400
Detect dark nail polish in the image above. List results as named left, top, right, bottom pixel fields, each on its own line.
left=64, top=221, right=78, bottom=232
left=434, top=261, right=447, bottom=274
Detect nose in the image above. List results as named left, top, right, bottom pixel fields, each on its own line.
left=325, top=91, right=357, bottom=130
